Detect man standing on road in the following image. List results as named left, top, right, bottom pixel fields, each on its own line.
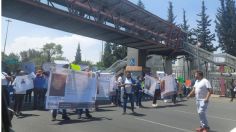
left=187, top=70, right=213, bottom=132
left=122, top=71, right=136, bottom=114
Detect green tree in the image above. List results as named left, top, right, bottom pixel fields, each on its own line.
left=180, top=9, right=195, bottom=44
left=20, top=49, right=43, bottom=62
left=167, top=1, right=176, bottom=24
left=2, top=52, right=20, bottom=73
left=73, top=43, right=82, bottom=64
left=194, top=1, right=217, bottom=52
left=112, top=44, right=127, bottom=61
left=42, top=43, right=63, bottom=62
left=215, top=0, right=236, bottom=56
left=137, top=0, right=145, bottom=9
left=102, top=42, right=115, bottom=68
left=20, top=49, right=46, bottom=67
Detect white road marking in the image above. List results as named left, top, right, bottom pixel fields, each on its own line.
left=173, top=110, right=236, bottom=122
left=135, top=117, right=193, bottom=132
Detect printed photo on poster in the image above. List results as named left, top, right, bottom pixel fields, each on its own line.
left=49, top=73, right=67, bottom=96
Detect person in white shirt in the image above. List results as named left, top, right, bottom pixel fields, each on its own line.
left=121, top=72, right=136, bottom=114
left=12, top=70, right=27, bottom=116
left=187, top=70, right=213, bottom=132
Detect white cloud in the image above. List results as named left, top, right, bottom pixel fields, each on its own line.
left=6, top=35, right=103, bottom=63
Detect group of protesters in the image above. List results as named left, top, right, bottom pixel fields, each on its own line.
left=2, top=69, right=49, bottom=116
left=4, top=65, right=235, bottom=132
left=110, top=70, right=191, bottom=112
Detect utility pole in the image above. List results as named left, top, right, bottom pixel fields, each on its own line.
left=3, top=19, right=12, bottom=55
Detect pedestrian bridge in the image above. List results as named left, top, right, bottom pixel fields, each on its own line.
left=2, top=0, right=186, bottom=56
left=2, top=0, right=236, bottom=70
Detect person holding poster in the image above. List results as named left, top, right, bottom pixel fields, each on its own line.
left=33, top=70, right=46, bottom=109
left=12, top=70, right=27, bottom=116
left=187, top=71, right=213, bottom=132
left=152, top=76, right=161, bottom=107
left=161, top=73, right=177, bottom=104
left=77, top=68, right=93, bottom=119
left=122, top=71, right=136, bottom=114
left=50, top=72, right=70, bottom=121
left=135, top=76, right=144, bottom=108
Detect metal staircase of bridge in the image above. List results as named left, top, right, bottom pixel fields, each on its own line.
left=103, top=57, right=127, bottom=73
left=183, top=42, right=236, bottom=70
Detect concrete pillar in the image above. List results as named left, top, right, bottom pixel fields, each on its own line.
left=127, top=48, right=139, bottom=66
left=127, top=48, right=147, bottom=67
left=138, top=49, right=147, bottom=67
left=164, top=57, right=173, bottom=75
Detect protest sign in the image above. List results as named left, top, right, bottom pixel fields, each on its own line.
left=46, top=69, right=97, bottom=109
left=144, top=75, right=157, bottom=96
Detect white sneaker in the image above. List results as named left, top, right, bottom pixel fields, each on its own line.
left=152, top=104, right=158, bottom=107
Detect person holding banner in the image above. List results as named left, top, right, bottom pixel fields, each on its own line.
left=12, top=70, right=27, bottom=116
left=161, top=73, right=177, bottom=105
left=122, top=71, right=136, bottom=114
left=187, top=71, right=212, bottom=132
left=33, top=70, right=46, bottom=110
left=152, top=76, right=161, bottom=107
left=77, top=68, right=93, bottom=119
left=117, top=73, right=125, bottom=107
left=136, top=76, right=144, bottom=108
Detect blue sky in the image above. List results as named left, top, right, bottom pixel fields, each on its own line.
left=1, top=0, right=220, bottom=63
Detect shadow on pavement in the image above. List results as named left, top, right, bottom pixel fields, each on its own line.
left=96, top=105, right=118, bottom=109
left=128, top=112, right=146, bottom=117
left=209, top=130, right=218, bottom=132
left=156, top=103, right=187, bottom=109
left=16, top=113, right=40, bottom=119
left=94, top=108, right=116, bottom=112
left=55, top=117, right=112, bottom=125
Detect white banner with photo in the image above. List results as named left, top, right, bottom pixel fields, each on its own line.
left=144, top=75, right=157, bottom=97
left=161, top=75, right=176, bottom=98
left=46, top=69, right=97, bottom=109
left=96, top=73, right=115, bottom=100
left=13, top=75, right=34, bottom=93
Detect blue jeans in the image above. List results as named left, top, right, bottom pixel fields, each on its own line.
left=123, top=93, right=134, bottom=112
left=196, top=100, right=209, bottom=128
left=136, top=91, right=143, bottom=106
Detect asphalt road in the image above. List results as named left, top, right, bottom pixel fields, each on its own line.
left=12, top=97, right=236, bottom=132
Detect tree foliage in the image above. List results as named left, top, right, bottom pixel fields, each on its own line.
left=194, top=1, right=217, bottom=52
left=2, top=52, right=20, bottom=73
left=74, top=43, right=82, bottom=64
left=167, top=1, right=176, bottom=24
left=179, top=9, right=195, bottom=44
left=137, top=0, right=145, bottom=9
left=101, top=42, right=127, bottom=68
left=215, top=0, right=236, bottom=56
left=42, top=43, right=63, bottom=62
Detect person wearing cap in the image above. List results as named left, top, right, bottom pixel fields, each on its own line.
left=33, top=69, right=46, bottom=110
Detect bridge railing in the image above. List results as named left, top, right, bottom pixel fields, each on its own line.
left=183, top=42, right=236, bottom=70
left=214, top=53, right=236, bottom=69
left=183, top=42, right=214, bottom=63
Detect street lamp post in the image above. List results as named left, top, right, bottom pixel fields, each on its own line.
left=3, top=19, right=12, bottom=55
left=196, top=42, right=201, bottom=70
